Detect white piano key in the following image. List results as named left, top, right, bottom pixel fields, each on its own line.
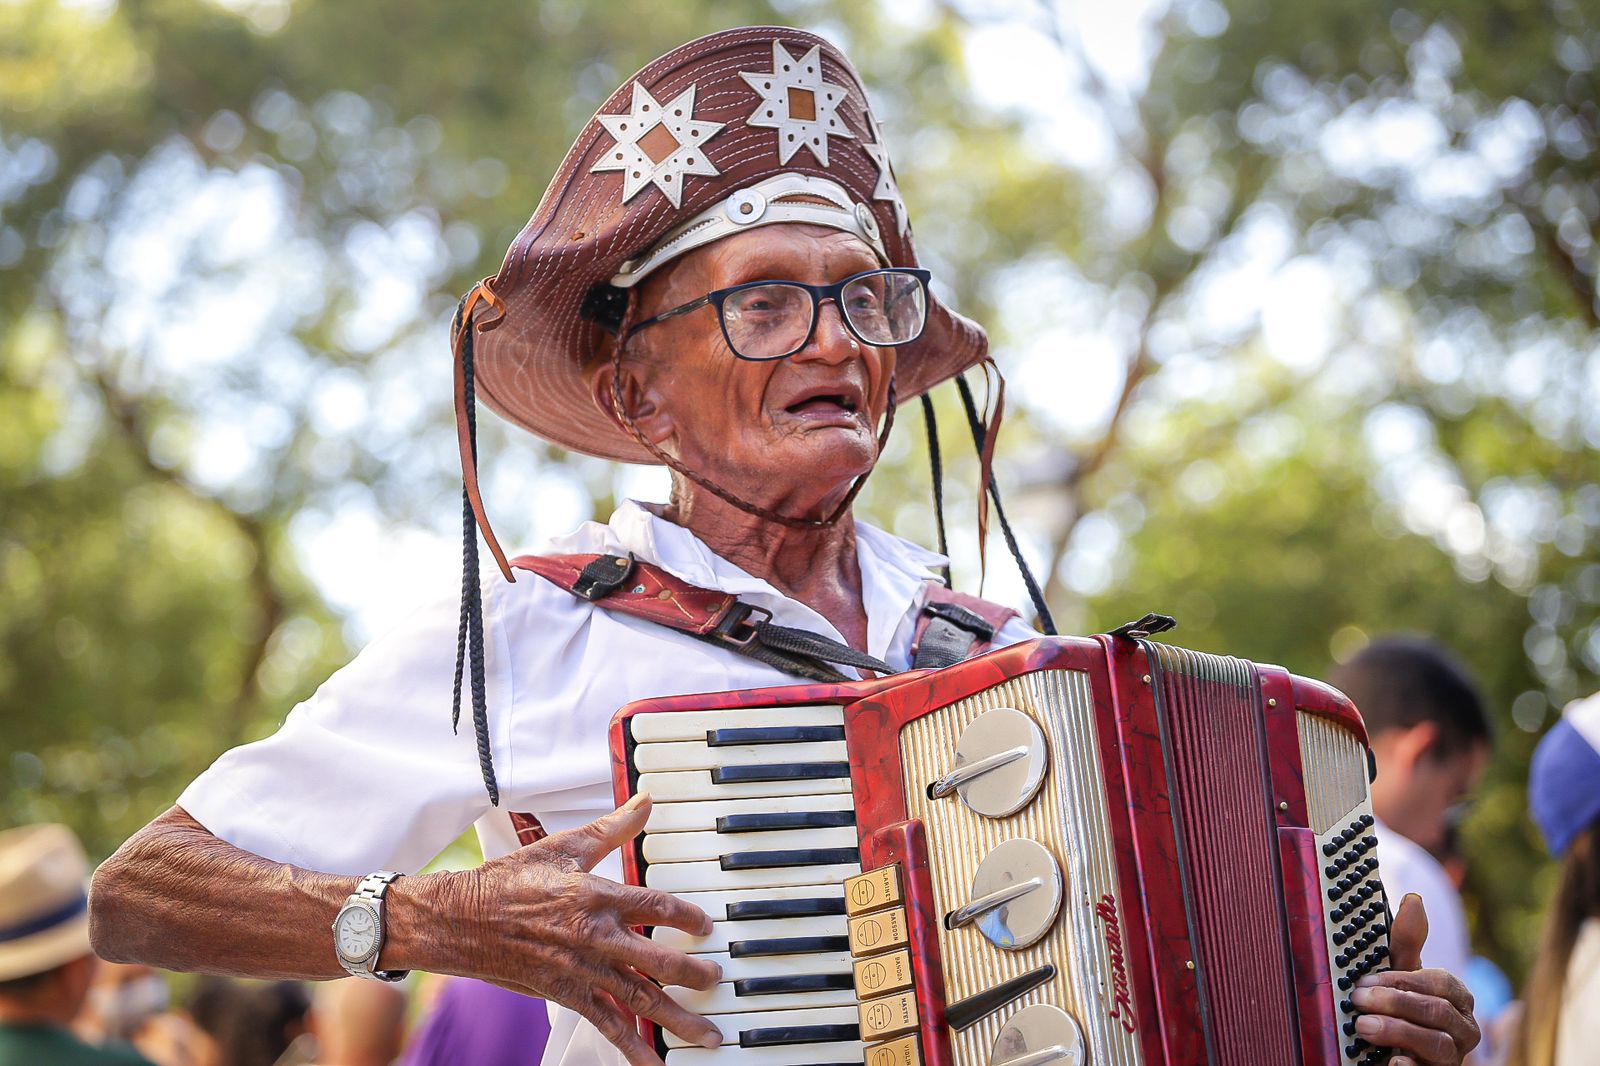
left=652, top=913, right=849, bottom=952
left=637, top=770, right=849, bottom=803
left=645, top=860, right=861, bottom=894
left=633, top=740, right=848, bottom=773
left=643, top=826, right=858, bottom=864
left=670, top=883, right=847, bottom=922
left=645, top=794, right=855, bottom=834
left=693, top=950, right=852, bottom=982
left=667, top=977, right=858, bottom=1016
left=666, top=1041, right=866, bottom=1065
left=663, top=1004, right=860, bottom=1048
left=629, top=705, right=844, bottom=743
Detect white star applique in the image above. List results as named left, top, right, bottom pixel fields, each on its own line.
left=862, top=130, right=908, bottom=238
left=591, top=82, right=724, bottom=208
left=740, top=40, right=856, bottom=167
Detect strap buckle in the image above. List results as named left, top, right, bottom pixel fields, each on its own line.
left=714, top=603, right=773, bottom=648
left=1109, top=613, right=1178, bottom=641
left=573, top=553, right=636, bottom=601
left=922, top=600, right=996, bottom=642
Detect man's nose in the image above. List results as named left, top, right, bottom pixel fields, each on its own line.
left=791, top=299, right=858, bottom=365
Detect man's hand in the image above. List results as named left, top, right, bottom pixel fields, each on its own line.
left=435, top=794, right=723, bottom=1066
left=1348, top=893, right=1481, bottom=1066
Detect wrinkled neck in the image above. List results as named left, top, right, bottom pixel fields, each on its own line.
left=651, top=481, right=868, bottom=647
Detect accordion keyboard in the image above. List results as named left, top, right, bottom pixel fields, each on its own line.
left=632, top=703, right=867, bottom=1065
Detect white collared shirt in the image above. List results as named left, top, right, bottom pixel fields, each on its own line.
left=1372, top=818, right=1472, bottom=979
left=177, top=501, right=1034, bottom=1066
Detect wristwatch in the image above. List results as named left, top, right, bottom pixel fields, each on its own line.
left=331, top=871, right=409, bottom=982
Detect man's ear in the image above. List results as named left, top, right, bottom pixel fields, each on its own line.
left=588, top=357, right=676, bottom=446
left=1395, top=719, right=1443, bottom=769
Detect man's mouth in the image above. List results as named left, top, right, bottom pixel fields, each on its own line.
left=784, top=394, right=859, bottom=417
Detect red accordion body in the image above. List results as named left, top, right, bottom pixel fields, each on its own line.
left=610, top=635, right=1392, bottom=1066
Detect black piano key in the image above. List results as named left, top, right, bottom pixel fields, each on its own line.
left=706, top=725, right=846, bottom=746
left=726, top=897, right=847, bottom=921
left=716, top=810, right=857, bottom=833
left=740, top=1023, right=861, bottom=1048
left=712, top=762, right=850, bottom=784
left=734, top=973, right=855, bottom=997
left=728, top=936, right=851, bottom=958
left=945, top=965, right=1057, bottom=1031
left=720, top=847, right=859, bottom=871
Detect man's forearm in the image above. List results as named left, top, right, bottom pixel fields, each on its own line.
left=89, top=805, right=463, bottom=980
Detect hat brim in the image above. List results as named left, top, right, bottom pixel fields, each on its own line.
left=465, top=26, right=989, bottom=464
left=0, top=910, right=91, bottom=982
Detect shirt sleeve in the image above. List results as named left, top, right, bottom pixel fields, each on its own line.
left=176, top=576, right=512, bottom=876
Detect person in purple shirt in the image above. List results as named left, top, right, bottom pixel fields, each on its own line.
left=399, top=979, right=550, bottom=1066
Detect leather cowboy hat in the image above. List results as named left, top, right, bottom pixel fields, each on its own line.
left=0, top=823, right=93, bottom=981
left=455, top=24, right=989, bottom=464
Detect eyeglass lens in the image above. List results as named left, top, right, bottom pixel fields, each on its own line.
left=720, top=271, right=927, bottom=360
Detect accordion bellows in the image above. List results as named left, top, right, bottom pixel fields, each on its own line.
left=611, top=634, right=1393, bottom=1066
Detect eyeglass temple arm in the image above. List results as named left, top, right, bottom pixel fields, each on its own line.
left=627, top=295, right=713, bottom=338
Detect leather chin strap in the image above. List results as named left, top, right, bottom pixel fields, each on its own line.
left=606, top=291, right=898, bottom=530
left=452, top=278, right=513, bottom=582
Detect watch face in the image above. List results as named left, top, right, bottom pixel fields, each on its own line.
left=335, top=904, right=378, bottom=962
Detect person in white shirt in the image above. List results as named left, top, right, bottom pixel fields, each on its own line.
left=1509, top=691, right=1600, bottom=1066
left=1330, top=636, right=1493, bottom=978
left=88, top=26, right=1481, bottom=1066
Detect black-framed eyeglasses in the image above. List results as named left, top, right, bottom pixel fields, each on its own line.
left=624, top=267, right=931, bottom=361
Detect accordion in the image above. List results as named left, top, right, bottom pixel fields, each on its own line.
left=610, top=634, right=1394, bottom=1066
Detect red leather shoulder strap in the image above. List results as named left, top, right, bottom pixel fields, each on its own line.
left=510, top=553, right=738, bottom=637
left=913, top=582, right=1021, bottom=661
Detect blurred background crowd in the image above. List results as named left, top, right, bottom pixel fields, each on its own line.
left=1, top=0, right=1596, bottom=1063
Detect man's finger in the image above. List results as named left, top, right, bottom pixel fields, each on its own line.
left=1387, top=892, right=1428, bottom=972
left=1355, top=967, right=1476, bottom=1017
left=1353, top=1010, right=1457, bottom=1064
left=574, top=988, right=667, bottom=1066
left=602, top=968, right=724, bottom=1051
left=622, top=930, right=722, bottom=990
left=537, top=793, right=653, bottom=872
left=606, top=881, right=714, bottom=936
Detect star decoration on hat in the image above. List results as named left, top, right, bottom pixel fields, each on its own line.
left=740, top=40, right=856, bottom=167
left=591, top=82, right=724, bottom=208
left=862, top=125, right=908, bottom=238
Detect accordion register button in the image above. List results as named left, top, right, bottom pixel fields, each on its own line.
left=929, top=707, right=1049, bottom=818
left=865, top=1033, right=922, bottom=1066
left=988, top=1003, right=1085, bottom=1066
left=853, top=947, right=914, bottom=997
left=845, top=866, right=903, bottom=916
left=859, top=989, right=918, bottom=1040
left=960, top=838, right=1064, bottom=951
left=848, top=908, right=910, bottom=956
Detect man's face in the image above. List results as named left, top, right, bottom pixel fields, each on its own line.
left=1371, top=726, right=1489, bottom=852
left=606, top=223, right=896, bottom=514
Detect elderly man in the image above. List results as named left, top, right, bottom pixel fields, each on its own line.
left=90, top=26, right=1479, bottom=1066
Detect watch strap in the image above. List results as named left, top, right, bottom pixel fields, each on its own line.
left=339, top=871, right=410, bottom=982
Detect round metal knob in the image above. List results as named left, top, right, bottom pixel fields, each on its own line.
left=930, top=707, right=1048, bottom=818
left=989, top=1004, right=1085, bottom=1066
left=961, top=838, right=1063, bottom=951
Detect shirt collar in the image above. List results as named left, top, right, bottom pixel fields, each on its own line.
left=548, top=500, right=948, bottom=663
